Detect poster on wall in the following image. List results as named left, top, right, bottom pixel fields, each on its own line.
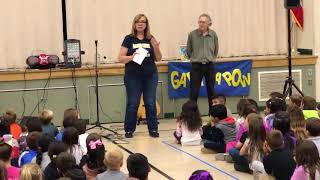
left=168, top=60, right=252, bottom=99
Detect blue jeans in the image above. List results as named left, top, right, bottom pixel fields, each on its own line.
left=124, top=72, right=158, bottom=133
left=229, top=148, right=250, bottom=173
left=203, top=139, right=226, bottom=153
left=229, top=148, right=240, bottom=157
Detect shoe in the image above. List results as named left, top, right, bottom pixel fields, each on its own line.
left=225, top=154, right=234, bottom=163
left=149, top=131, right=159, bottom=138
left=214, top=153, right=233, bottom=162
left=201, top=147, right=217, bottom=154
left=125, top=132, right=133, bottom=138
left=215, top=153, right=233, bottom=161
left=215, top=153, right=226, bottom=161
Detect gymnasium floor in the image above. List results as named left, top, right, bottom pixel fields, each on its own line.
left=87, top=118, right=252, bottom=180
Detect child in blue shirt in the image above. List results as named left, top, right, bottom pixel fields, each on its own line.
left=19, top=131, right=41, bottom=167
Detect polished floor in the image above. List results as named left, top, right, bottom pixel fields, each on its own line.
left=87, top=118, right=252, bottom=180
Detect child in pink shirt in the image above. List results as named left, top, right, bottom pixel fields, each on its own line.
left=291, top=140, right=320, bottom=180
left=0, top=138, right=20, bottom=180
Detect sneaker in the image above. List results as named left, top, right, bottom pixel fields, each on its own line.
left=225, top=154, right=234, bottom=163
left=125, top=132, right=133, bottom=138
left=201, top=147, right=217, bottom=154
left=149, top=131, right=159, bottom=138
left=215, top=153, right=226, bottom=161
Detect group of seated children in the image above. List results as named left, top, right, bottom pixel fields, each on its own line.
left=174, top=93, right=320, bottom=180
left=0, top=108, right=156, bottom=180
left=1, top=92, right=319, bottom=180
left=0, top=107, right=217, bottom=180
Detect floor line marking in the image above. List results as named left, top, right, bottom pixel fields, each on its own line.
left=162, top=141, right=240, bottom=180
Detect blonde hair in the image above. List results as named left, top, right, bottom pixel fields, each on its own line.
left=104, top=148, right=123, bottom=170
left=20, top=163, right=43, bottom=180
left=39, top=109, right=53, bottom=125
left=3, top=108, right=17, bottom=124
left=247, top=113, right=266, bottom=161
left=131, top=14, right=152, bottom=39
left=288, top=105, right=308, bottom=141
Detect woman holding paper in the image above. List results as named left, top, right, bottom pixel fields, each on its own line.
left=119, top=14, right=162, bottom=138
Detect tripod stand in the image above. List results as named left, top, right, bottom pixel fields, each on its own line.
left=283, top=8, right=304, bottom=98
left=86, top=40, right=115, bottom=133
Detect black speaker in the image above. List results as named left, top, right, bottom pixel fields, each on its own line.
left=284, top=0, right=300, bottom=9
left=63, top=39, right=82, bottom=68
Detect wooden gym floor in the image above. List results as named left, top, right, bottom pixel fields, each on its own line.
left=87, top=118, right=252, bottom=180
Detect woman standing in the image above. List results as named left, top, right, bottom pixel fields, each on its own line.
left=119, top=14, right=162, bottom=138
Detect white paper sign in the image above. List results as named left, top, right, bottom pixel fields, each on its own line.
left=133, top=47, right=148, bottom=65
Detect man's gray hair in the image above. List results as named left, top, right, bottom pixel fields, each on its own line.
left=199, top=13, right=212, bottom=26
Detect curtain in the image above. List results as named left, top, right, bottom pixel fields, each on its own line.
left=67, top=0, right=288, bottom=64
left=0, top=0, right=287, bottom=68
left=0, top=0, right=63, bottom=69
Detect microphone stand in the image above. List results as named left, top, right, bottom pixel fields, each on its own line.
left=86, top=40, right=116, bottom=133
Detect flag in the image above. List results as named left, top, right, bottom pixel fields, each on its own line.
left=291, top=1, right=304, bottom=31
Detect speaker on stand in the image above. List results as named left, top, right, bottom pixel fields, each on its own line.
left=284, top=0, right=300, bottom=9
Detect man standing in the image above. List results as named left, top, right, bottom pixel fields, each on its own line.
left=187, top=13, right=219, bottom=111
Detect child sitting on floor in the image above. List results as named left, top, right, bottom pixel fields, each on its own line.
left=212, top=94, right=232, bottom=116
left=56, top=108, right=80, bottom=142
left=201, top=104, right=236, bottom=154
left=43, top=142, right=67, bottom=180
left=174, top=100, right=203, bottom=146
left=272, top=111, right=296, bottom=153
left=189, top=170, right=213, bottom=180
left=233, top=113, right=266, bottom=177
left=2, top=109, right=21, bottom=140
left=74, top=119, right=89, bottom=154
left=264, top=97, right=287, bottom=132
left=262, top=130, right=296, bottom=180
left=20, top=163, right=43, bottom=180
left=301, top=96, right=320, bottom=119
left=19, top=131, right=42, bottom=167
left=226, top=104, right=259, bottom=162
left=80, top=133, right=106, bottom=179
left=96, top=148, right=127, bottom=180
left=56, top=152, right=86, bottom=180
left=18, top=117, right=43, bottom=154
left=40, top=109, right=58, bottom=139
left=306, top=117, right=320, bottom=154
left=127, top=153, right=150, bottom=180
left=38, top=133, right=54, bottom=170
left=288, top=105, right=308, bottom=142
left=62, top=127, right=85, bottom=165
left=289, top=94, right=303, bottom=107
left=0, top=138, right=20, bottom=180
left=291, top=140, right=320, bottom=180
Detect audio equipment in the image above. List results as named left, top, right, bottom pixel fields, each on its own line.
left=284, top=0, right=300, bottom=9
left=63, top=39, right=82, bottom=68
left=26, top=54, right=59, bottom=69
